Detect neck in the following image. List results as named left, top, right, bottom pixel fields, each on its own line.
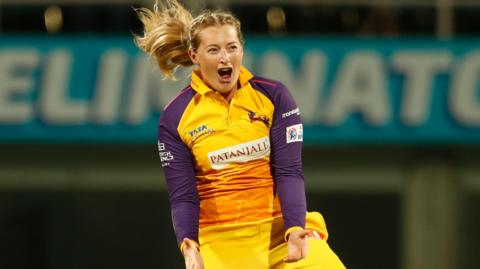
left=220, top=83, right=238, bottom=103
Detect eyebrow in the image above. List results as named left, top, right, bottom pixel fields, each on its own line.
left=205, top=42, right=239, bottom=47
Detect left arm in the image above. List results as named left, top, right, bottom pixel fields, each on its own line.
left=269, top=82, right=307, bottom=233
left=269, top=82, right=310, bottom=262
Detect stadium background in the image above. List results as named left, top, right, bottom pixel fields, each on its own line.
left=0, top=0, right=479, bottom=268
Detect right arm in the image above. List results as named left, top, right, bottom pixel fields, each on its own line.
left=158, top=114, right=203, bottom=268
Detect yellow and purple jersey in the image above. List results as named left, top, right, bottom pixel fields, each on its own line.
left=157, top=66, right=306, bottom=246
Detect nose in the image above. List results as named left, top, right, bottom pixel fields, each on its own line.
left=219, top=49, right=230, bottom=63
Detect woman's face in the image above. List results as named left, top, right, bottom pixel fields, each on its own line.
left=189, top=24, right=244, bottom=94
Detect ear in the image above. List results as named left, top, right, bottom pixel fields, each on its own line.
left=188, top=48, right=199, bottom=65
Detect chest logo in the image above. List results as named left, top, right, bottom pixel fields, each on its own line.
left=207, top=137, right=270, bottom=170
left=188, top=124, right=214, bottom=142
left=248, top=111, right=270, bottom=127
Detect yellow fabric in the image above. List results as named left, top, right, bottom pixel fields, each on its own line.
left=305, top=211, right=329, bottom=241
left=177, top=66, right=282, bottom=228
left=198, top=212, right=345, bottom=269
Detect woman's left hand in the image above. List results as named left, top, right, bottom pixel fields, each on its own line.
left=283, top=229, right=313, bottom=263
left=182, top=238, right=204, bottom=269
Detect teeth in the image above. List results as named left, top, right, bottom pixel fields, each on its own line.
left=218, top=67, right=232, bottom=77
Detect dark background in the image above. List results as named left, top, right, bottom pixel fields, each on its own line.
left=1, top=1, right=479, bottom=269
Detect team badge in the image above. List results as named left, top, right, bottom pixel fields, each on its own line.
left=286, top=124, right=303, bottom=143
left=248, top=111, right=270, bottom=127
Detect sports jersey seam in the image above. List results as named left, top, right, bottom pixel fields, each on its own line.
left=252, top=79, right=277, bottom=87
left=249, top=78, right=282, bottom=120
left=160, top=86, right=196, bottom=146
left=164, top=86, right=194, bottom=110
left=249, top=78, right=277, bottom=103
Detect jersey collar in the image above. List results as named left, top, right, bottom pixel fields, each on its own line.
left=190, top=66, right=254, bottom=95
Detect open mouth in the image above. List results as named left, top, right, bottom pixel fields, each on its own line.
left=217, top=67, right=233, bottom=81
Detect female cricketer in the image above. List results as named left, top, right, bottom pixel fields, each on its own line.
left=135, top=1, right=346, bottom=268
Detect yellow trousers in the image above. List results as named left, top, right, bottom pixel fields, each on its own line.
left=199, top=212, right=346, bottom=269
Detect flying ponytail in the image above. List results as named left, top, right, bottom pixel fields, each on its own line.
left=134, top=0, right=193, bottom=80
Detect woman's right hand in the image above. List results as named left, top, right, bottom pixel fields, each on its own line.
left=182, top=238, right=204, bottom=269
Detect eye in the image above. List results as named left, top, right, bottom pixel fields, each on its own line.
left=208, top=47, right=219, bottom=54
left=228, top=45, right=238, bottom=52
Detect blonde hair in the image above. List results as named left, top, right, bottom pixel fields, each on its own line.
left=134, top=0, right=244, bottom=80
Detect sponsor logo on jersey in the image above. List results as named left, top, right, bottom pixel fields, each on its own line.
left=286, top=124, right=303, bottom=143
left=188, top=124, right=214, bottom=142
left=158, top=141, right=174, bottom=167
left=248, top=111, right=270, bottom=127
left=282, top=107, right=300, bottom=118
left=208, top=137, right=270, bottom=170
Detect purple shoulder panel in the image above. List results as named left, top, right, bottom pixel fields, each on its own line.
left=250, top=76, right=307, bottom=230
left=157, top=86, right=200, bottom=247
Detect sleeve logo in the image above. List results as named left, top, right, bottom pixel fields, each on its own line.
left=286, top=124, right=303, bottom=144
left=281, top=107, right=300, bottom=118
left=158, top=141, right=174, bottom=167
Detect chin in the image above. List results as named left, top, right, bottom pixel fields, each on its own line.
left=215, top=83, right=234, bottom=93
left=218, top=87, right=232, bottom=93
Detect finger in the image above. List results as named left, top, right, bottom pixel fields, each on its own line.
left=302, top=242, right=309, bottom=258
left=290, top=254, right=307, bottom=261
left=283, top=256, right=302, bottom=263
left=185, top=257, right=197, bottom=269
left=283, top=256, right=296, bottom=263
left=284, top=246, right=310, bottom=263
left=283, top=252, right=302, bottom=263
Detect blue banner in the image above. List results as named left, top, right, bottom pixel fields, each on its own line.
left=1, top=35, right=480, bottom=144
